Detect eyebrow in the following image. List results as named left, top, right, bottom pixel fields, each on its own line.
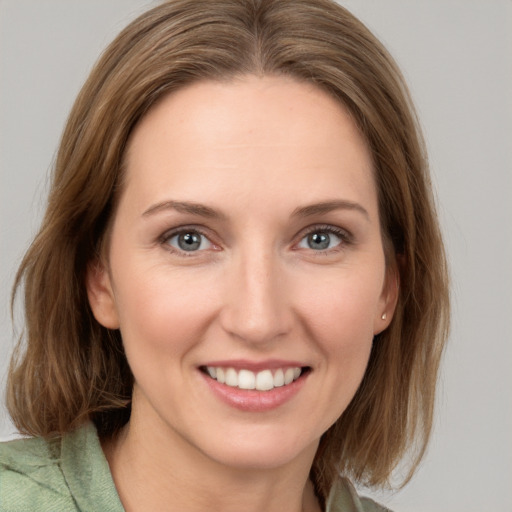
left=142, top=198, right=369, bottom=221
left=142, top=200, right=227, bottom=220
left=291, top=200, right=369, bottom=220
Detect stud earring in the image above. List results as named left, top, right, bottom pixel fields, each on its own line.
left=381, top=313, right=387, bottom=320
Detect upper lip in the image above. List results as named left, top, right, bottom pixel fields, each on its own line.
left=200, top=359, right=308, bottom=372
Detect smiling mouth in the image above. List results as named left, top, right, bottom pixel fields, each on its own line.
left=200, top=366, right=310, bottom=392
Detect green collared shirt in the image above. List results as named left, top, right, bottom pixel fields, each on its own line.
left=0, top=423, right=390, bottom=511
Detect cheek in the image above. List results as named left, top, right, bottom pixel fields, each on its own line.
left=291, top=266, right=383, bottom=405
left=295, top=268, right=383, bottom=345
left=112, top=265, right=218, bottom=364
left=300, top=272, right=380, bottom=414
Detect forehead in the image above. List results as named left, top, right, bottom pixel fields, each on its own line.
left=121, top=75, right=377, bottom=218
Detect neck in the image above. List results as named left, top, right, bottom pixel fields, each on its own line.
left=102, top=404, right=321, bottom=512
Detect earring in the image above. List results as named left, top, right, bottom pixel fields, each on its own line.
left=381, top=313, right=387, bottom=320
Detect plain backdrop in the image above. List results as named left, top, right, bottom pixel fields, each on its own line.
left=1, top=1, right=511, bottom=511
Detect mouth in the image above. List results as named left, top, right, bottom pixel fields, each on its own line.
left=200, top=365, right=311, bottom=392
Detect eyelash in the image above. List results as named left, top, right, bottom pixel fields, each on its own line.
left=158, top=224, right=353, bottom=257
left=297, top=224, right=353, bottom=255
left=158, top=226, right=215, bottom=257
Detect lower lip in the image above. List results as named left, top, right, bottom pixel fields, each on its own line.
left=201, top=371, right=308, bottom=412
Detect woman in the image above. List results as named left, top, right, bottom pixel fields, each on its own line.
left=0, top=1, right=449, bottom=510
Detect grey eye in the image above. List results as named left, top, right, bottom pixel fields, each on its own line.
left=168, top=231, right=211, bottom=252
left=298, top=231, right=342, bottom=251
left=307, top=232, right=330, bottom=250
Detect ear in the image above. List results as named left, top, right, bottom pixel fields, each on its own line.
left=373, top=263, right=400, bottom=335
left=86, top=259, right=120, bottom=329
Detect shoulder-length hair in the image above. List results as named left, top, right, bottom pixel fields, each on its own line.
left=7, top=0, right=449, bottom=501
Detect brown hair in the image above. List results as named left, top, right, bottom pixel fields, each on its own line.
left=7, top=0, right=449, bottom=501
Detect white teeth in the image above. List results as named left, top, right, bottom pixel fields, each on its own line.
left=205, top=366, right=303, bottom=391
left=225, top=368, right=238, bottom=387
left=216, top=367, right=225, bottom=384
left=238, top=369, right=256, bottom=390
left=255, top=370, right=274, bottom=391
left=284, top=368, right=295, bottom=385
left=273, top=368, right=285, bottom=387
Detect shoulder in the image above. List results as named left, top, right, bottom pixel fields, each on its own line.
left=1, top=422, right=125, bottom=512
left=0, top=434, right=79, bottom=511
left=327, top=477, right=394, bottom=512
left=360, top=497, right=393, bottom=512
left=0, top=422, right=124, bottom=511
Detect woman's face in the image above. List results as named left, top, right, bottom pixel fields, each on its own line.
left=88, top=76, right=396, bottom=470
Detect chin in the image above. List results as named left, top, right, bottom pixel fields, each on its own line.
left=186, top=421, right=322, bottom=472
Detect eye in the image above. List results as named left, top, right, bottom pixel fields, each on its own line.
left=165, top=230, right=212, bottom=253
left=297, top=227, right=348, bottom=252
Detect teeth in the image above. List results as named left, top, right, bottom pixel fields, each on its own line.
left=238, top=369, right=256, bottom=390
left=225, top=368, right=238, bottom=387
left=205, top=366, right=303, bottom=391
left=216, top=367, right=225, bottom=384
left=255, top=370, right=274, bottom=391
left=273, top=368, right=284, bottom=387
left=284, top=368, right=295, bottom=385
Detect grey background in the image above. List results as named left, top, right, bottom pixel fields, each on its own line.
left=1, top=1, right=511, bottom=511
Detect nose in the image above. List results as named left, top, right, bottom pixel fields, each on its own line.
left=219, top=249, right=292, bottom=346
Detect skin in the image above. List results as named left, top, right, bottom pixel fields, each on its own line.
left=87, top=75, right=398, bottom=512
